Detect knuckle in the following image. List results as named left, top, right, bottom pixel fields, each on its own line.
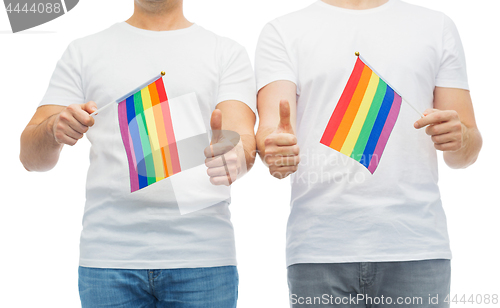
left=66, top=104, right=77, bottom=112
left=204, top=148, right=211, bottom=158
left=449, top=110, right=458, bottom=118
left=287, top=134, right=297, bottom=145
left=82, top=117, right=92, bottom=127
left=59, top=112, right=70, bottom=122
left=264, top=156, right=273, bottom=165
left=54, top=131, right=64, bottom=140
left=264, top=136, right=274, bottom=146
left=56, top=123, right=65, bottom=132
left=227, top=152, right=237, bottom=161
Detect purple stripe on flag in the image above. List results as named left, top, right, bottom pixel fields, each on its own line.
left=367, top=93, right=402, bottom=174
left=118, top=100, right=140, bottom=192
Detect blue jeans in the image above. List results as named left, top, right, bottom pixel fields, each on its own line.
left=288, top=259, right=451, bottom=307
left=78, top=266, right=238, bottom=308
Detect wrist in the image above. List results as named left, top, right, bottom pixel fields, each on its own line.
left=45, top=114, right=62, bottom=147
left=459, top=122, right=469, bottom=151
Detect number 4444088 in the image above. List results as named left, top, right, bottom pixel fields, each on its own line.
left=444, top=294, right=498, bottom=305
left=5, top=3, right=62, bottom=14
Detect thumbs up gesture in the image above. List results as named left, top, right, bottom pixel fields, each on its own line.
left=263, top=99, right=300, bottom=179
left=204, top=109, right=241, bottom=186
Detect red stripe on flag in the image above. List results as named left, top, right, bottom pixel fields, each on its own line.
left=320, top=57, right=366, bottom=146
left=156, top=78, right=182, bottom=174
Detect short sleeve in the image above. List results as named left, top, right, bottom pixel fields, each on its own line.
left=255, top=21, right=297, bottom=92
left=435, top=15, right=469, bottom=90
left=39, top=41, right=85, bottom=107
left=217, top=39, right=257, bottom=113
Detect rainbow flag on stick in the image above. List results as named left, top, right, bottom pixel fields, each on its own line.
left=320, top=53, right=420, bottom=173
left=118, top=74, right=182, bottom=192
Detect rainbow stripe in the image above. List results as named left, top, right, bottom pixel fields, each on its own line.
left=118, top=77, right=181, bottom=192
left=320, top=57, right=402, bottom=173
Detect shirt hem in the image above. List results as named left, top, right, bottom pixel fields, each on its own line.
left=217, top=93, right=257, bottom=114
left=38, top=97, right=82, bottom=108
left=435, top=80, right=469, bottom=90
left=256, top=74, right=297, bottom=93
left=286, top=251, right=452, bottom=267
left=79, top=257, right=238, bottom=270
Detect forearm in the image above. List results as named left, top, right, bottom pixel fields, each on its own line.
left=20, top=115, right=62, bottom=172
left=443, top=125, right=482, bottom=169
left=240, top=133, right=257, bottom=171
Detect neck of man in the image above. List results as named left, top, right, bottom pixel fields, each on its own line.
left=321, top=0, right=390, bottom=10
left=126, top=0, right=192, bottom=31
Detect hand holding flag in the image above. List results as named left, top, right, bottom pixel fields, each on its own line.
left=263, top=99, right=300, bottom=179
left=52, top=101, right=97, bottom=146
left=204, top=109, right=241, bottom=186
left=414, top=109, right=464, bottom=151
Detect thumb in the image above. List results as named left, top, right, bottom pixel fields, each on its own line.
left=277, top=99, right=293, bottom=133
left=210, top=109, right=223, bottom=143
left=82, top=101, right=97, bottom=114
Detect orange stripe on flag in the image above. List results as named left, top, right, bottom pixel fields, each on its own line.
left=161, top=147, right=169, bottom=177
left=329, top=65, right=373, bottom=151
left=149, top=83, right=161, bottom=106
left=148, top=82, right=173, bottom=176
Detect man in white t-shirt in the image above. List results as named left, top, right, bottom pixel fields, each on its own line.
left=255, top=0, right=482, bottom=307
left=19, top=0, right=256, bottom=307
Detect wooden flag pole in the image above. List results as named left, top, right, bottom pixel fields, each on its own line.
left=355, top=52, right=424, bottom=118
left=90, top=71, right=166, bottom=117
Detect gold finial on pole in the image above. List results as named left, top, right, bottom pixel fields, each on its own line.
left=161, top=71, right=166, bottom=76
left=355, top=52, right=360, bottom=57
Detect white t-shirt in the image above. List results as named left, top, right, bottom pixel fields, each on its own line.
left=39, top=22, right=256, bottom=269
left=255, top=0, right=468, bottom=266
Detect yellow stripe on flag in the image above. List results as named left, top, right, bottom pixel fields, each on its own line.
left=340, top=72, right=380, bottom=156
left=141, top=87, right=165, bottom=180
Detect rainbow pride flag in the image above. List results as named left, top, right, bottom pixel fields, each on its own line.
left=320, top=55, right=402, bottom=173
left=118, top=76, right=181, bottom=192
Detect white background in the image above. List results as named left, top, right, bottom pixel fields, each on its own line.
left=0, top=0, right=499, bottom=307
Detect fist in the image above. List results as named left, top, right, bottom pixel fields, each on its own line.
left=414, top=108, right=464, bottom=151
left=52, top=101, right=97, bottom=146
left=264, top=99, right=300, bottom=179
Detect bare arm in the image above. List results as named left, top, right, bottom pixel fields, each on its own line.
left=414, top=87, right=482, bottom=169
left=256, top=80, right=300, bottom=178
left=20, top=102, right=97, bottom=172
